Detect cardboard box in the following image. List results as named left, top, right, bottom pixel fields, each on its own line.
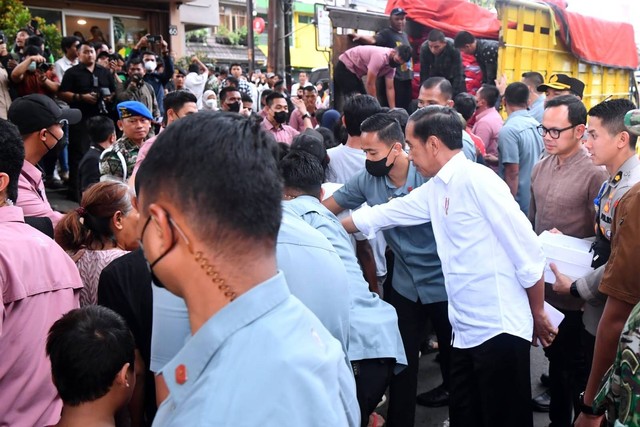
left=539, top=231, right=594, bottom=282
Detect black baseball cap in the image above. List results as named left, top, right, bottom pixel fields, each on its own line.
left=8, top=94, right=81, bottom=135
left=390, top=7, right=407, bottom=16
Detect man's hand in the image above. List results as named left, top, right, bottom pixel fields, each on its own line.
left=495, top=73, right=508, bottom=96
left=532, top=310, right=558, bottom=347
left=291, top=97, right=308, bottom=115
left=29, top=54, right=46, bottom=64
left=191, top=56, right=199, bottom=64
left=550, top=263, right=573, bottom=295
left=160, top=36, right=168, bottom=53
left=0, top=43, right=8, bottom=56
left=239, top=107, right=251, bottom=117
left=574, top=413, right=604, bottom=427
left=136, top=35, right=149, bottom=50
left=82, top=93, right=98, bottom=105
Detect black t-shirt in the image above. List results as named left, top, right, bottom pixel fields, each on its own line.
left=375, top=27, right=412, bottom=81
left=59, top=63, right=116, bottom=119
left=98, top=249, right=156, bottom=424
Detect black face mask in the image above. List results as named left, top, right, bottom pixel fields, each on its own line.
left=227, top=102, right=241, bottom=113
left=140, top=215, right=177, bottom=289
left=365, top=146, right=395, bottom=177
left=44, top=128, right=67, bottom=155
left=274, top=111, right=288, bottom=124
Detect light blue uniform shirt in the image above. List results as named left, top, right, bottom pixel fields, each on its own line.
left=150, top=207, right=352, bottom=372
left=152, top=272, right=360, bottom=427
left=333, top=162, right=446, bottom=304
left=285, top=195, right=407, bottom=368
left=498, top=109, right=543, bottom=214
left=462, top=130, right=478, bottom=162
left=529, top=96, right=545, bottom=123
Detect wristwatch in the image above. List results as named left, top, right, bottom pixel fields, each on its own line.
left=570, top=280, right=580, bottom=298
left=302, top=112, right=311, bottom=119
left=579, top=391, right=606, bottom=416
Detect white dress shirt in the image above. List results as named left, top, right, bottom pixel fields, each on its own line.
left=352, top=151, right=545, bottom=349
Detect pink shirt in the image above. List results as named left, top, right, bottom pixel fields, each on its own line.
left=472, top=107, right=503, bottom=158
left=338, top=46, right=396, bottom=80
left=133, top=133, right=158, bottom=175
left=0, top=206, right=82, bottom=427
left=261, top=119, right=300, bottom=145
left=17, top=160, right=64, bottom=228
left=289, top=108, right=318, bottom=133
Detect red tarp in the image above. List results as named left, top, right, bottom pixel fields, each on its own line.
left=385, top=0, right=638, bottom=70
left=385, top=0, right=501, bottom=40
left=552, top=6, right=638, bottom=69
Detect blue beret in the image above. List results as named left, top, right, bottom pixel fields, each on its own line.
left=117, top=101, right=153, bottom=121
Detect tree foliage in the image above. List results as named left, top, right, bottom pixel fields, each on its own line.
left=0, top=0, right=62, bottom=58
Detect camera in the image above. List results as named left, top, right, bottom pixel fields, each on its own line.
left=146, top=35, right=161, bottom=44
left=93, top=75, right=110, bottom=115
left=38, top=62, right=52, bottom=73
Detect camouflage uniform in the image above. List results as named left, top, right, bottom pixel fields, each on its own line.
left=595, top=300, right=640, bottom=426
left=98, top=136, right=139, bottom=180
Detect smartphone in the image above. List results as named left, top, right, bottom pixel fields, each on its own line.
left=147, top=35, right=161, bottom=43
left=30, top=19, right=38, bottom=30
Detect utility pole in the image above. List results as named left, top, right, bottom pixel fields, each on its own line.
left=267, top=0, right=285, bottom=75
left=246, top=0, right=255, bottom=73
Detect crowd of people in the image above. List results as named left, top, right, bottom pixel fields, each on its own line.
left=1, top=7, right=640, bottom=427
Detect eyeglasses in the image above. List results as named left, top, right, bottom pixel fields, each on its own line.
left=536, top=124, right=577, bottom=139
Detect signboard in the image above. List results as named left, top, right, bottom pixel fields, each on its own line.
left=315, top=5, right=332, bottom=49
left=253, top=17, right=265, bottom=34
left=169, top=25, right=178, bottom=36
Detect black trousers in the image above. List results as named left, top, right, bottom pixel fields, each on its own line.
left=450, top=333, right=532, bottom=427
left=386, top=286, right=451, bottom=427
left=333, top=60, right=366, bottom=112
left=67, top=120, right=90, bottom=201
left=544, top=309, right=588, bottom=427
left=352, top=358, right=394, bottom=427
left=376, top=78, right=413, bottom=111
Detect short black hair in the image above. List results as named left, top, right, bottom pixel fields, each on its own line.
left=241, top=93, right=253, bottom=103
left=230, top=63, right=242, bottom=69
left=97, top=51, right=110, bottom=60
left=0, top=119, right=25, bottom=203
left=164, top=90, right=197, bottom=116
left=427, top=29, right=445, bottom=42
left=395, top=45, right=412, bottom=62
left=453, top=31, right=475, bottom=48
left=280, top=150, right=324, bottom=199
left=141, top=50, right=156, bottom=59
left=61, top=36, right=80, bottom=53
left=521, top=71, right=544, bottom=90
left=127, top=56, right=143, bottom=68
left=409, top=105, right=463, bottom=150
left=588, top=98, right=638, bottom=148
left=303, top=85, right=317, bottom=94
left=544, top=95, right=587, bottom=126
left=360, top=113, right=405, bottom=148
left=26, top=35, right=44, bottom=48
left=77, top=41, right=95, bottom=51
left=387, top=108, right=410, bottom=133
left=266, top=92, right=286, bottom=107
left=226, top=76, right=240, bottom=87
left=291, top=130, right=329, bottom=171
left=219, top=86, right=241, bottom=103
left=477, top=84, right=500, bottom=107
left=315, top=126, right=338, bottom=149
left=421, top=77, right=453, bottom=101
left=260, top=89, right=274, bottom=106
left=136, top=112, right=282, bottom=249
left=504, top=82, right=530, bottom=108
left=188, top=63, right=199, bottom=73
left=453, top=92, right=477, bottom=121
left=46, top=305, right=135, bottom=406
left=343, top=94, right=382, bottom=136
left=86, top=116, right=115, bottom=144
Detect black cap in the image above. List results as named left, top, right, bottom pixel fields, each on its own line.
left=291, top=129, right=329, bottom=169
left=390, top=7, right=407, bottom=16
left=537, top=74, right=585, bottom=98
left=8, top=94, right=82, bottom=135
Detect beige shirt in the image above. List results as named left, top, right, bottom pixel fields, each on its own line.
left=0, top=66, right=11, bottom=119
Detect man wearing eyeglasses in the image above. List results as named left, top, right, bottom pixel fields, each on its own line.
left=498, top=82, right=543, bottom=213
left=528, top=95, right=608, bottom=427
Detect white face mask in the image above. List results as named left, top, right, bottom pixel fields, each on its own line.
left=144, top=60, right=157, bottom=72
left=204, top=99, right=218, bottom=110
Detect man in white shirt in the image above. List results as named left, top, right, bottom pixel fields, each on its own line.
left=184, top=56, right=208, bottom=109
left=342, top=105, right=557, bottom=427
left=54, top=36, right=80, bottom=80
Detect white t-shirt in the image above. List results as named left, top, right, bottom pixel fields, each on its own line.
left=185, top=72, right=208, bottom=108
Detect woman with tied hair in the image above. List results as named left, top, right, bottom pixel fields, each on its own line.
left=55, top=180, right=139, bottom=306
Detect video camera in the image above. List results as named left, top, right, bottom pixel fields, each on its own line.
left=92, top=75, right=110, bottom=115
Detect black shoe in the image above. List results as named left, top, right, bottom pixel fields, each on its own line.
left=540, top=373, right=551, bottom=388
left=531, top=390, right=550, bottom=412
left=416, top=384, right=449, bottom=407
left=44, top=177, right=66, bottom=191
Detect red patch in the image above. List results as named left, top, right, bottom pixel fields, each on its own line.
left=175, top=364, right=188, bottom=385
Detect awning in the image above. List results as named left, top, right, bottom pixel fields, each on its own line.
left=185, top=42, right=267, bottom=64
